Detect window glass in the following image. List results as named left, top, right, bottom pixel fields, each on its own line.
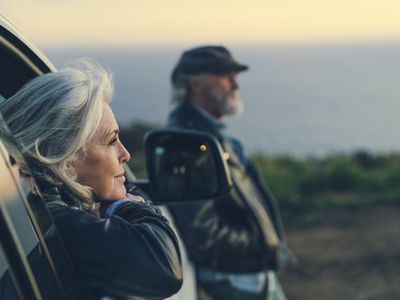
left=0, top=140, right=38, bottom=257
left=0, top=139, right=64, bottom=298
left=0, top=116, right=79, bottom=298
left=0, top=245, right=19, bottom=298
left=0, top=141, right=35, bottom=298
left=0, top=27, right=79, bottom=298
left=0, top=230, right=7, bottom=277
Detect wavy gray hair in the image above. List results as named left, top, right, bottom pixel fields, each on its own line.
left=171, top=73, right=210, bottom=104
left=0, top=58, right=113, bottom=211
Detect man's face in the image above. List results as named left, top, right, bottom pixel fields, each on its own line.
left=195, top=73, right=244, bottom=118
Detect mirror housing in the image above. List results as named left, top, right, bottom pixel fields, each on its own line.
left=144, top=129, right=232, bottom=204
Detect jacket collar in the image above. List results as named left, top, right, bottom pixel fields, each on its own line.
left=193, top=105, right=226, bottom=131
left=169, top=102, right=225, bottom=138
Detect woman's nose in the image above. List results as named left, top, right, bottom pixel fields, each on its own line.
left=119, top=142, right=131, bottom=163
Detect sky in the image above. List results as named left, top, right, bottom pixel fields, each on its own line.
left=2, top=0, right=400, bottom=47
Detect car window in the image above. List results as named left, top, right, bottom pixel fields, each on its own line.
left=0, top=143, right=19, bottom=278
left=0, top=155, right=39, bottom=260
left=0, top=20, right=80, bottom=298
left=0, top=140, right=41, bottom=298
left=0, top=245, right=6, bottom=278
left=0, top=132, right=79, bottom=299
left=0, top=246, right=20, bottom=298
left=0, top=18, right=53, bottom=99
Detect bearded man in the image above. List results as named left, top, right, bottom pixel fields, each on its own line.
left=167, top=46, right=293, bottom=300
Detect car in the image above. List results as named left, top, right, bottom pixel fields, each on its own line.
left=0, top=13, right=232, bottom=300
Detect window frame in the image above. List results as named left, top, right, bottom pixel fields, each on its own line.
left=0, top=14, right=79, bottom=299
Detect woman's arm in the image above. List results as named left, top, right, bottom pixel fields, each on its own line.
left=50, top=201, right=182, bottom=299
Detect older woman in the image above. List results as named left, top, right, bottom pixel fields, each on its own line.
left=0, top=59, right=182, bottom=299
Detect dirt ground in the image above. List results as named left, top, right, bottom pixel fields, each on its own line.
left=279, top=203, right=400, bottom=300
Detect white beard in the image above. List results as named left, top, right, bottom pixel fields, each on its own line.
left=220, top=91, right=244, bottom=117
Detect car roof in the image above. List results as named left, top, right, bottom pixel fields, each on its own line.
left=0, top=13, right=56, bottom=72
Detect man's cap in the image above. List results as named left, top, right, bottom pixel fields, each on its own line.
left=171, top=45, right=248, bottom=85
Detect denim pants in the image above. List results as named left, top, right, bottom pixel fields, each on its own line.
left=198, top=273, right=287, bottom=300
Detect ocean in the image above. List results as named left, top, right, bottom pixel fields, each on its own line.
left=44, top=43, right=400, bottom=156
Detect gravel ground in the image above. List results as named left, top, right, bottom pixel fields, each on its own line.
left=279, top=203, right=400, bottom=300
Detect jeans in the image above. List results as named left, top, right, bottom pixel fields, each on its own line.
left=199, top=280, right=268, bottom=300
left=198, top=272, right=287, bottom=300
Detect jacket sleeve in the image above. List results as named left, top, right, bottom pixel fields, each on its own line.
left=50, top=201, right=182, bottom=299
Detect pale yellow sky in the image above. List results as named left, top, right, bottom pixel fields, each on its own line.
left=2, top=0, right=400, bottom=47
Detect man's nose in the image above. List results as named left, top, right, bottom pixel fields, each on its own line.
left=231, top=77, right=239, bottom=90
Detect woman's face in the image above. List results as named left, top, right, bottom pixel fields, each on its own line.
left=73, top=104, right=131, bottom=201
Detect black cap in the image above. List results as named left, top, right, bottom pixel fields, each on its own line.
left=171, top=45, right=248, bottom=85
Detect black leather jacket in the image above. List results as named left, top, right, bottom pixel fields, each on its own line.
left=0, top=184, right=182, bottom=300
left=167, top=103, right=287, bottom=273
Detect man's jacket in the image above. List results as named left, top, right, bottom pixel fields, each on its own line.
left=167, top=103, right=287, bottom=273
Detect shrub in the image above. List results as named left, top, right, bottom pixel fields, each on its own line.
left=250, top=152, right=400, bottom=210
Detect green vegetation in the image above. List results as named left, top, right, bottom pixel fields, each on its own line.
left=253, top=151, right=400, bottom=210
left=120, top=122, right=400, bottom=211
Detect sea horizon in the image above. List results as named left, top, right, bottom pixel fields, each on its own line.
left=43, top=42, right=400, bottom=157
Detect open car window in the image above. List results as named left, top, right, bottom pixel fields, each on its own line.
left=0, top=120, right=82, bottom=299
left=0, top=147, right=38, bottom=259
left=0, top=16, right=81, bottom=299
left=0, top=140, right=42, bottom=299
left=0, top=14, right=54, bottom=99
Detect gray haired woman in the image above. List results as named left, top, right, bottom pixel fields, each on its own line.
left=0, top=59, right=182, bottom=299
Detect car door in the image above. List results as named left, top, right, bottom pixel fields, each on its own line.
left=0, top=139, right=82, bottom=300
left=0, top=14, right=82, bottom=300
left=1, top=13, right=198, bottom=300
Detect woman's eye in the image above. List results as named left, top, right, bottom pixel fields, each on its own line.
left=109, top=137, right=118, bottom=145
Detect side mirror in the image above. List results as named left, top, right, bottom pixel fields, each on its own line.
left=144, top=129, right=232, bottom=204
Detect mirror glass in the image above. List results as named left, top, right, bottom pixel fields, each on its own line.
left=151, top=135, right=219, bottom=201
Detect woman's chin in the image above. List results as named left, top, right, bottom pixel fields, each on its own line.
left=101, top=187, right=127, bottom=202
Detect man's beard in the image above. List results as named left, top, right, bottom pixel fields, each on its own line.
left=210, top=90, right=244, bottom=117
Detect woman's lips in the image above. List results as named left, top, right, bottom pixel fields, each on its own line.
left=115, top=175, right=126, bottom=183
